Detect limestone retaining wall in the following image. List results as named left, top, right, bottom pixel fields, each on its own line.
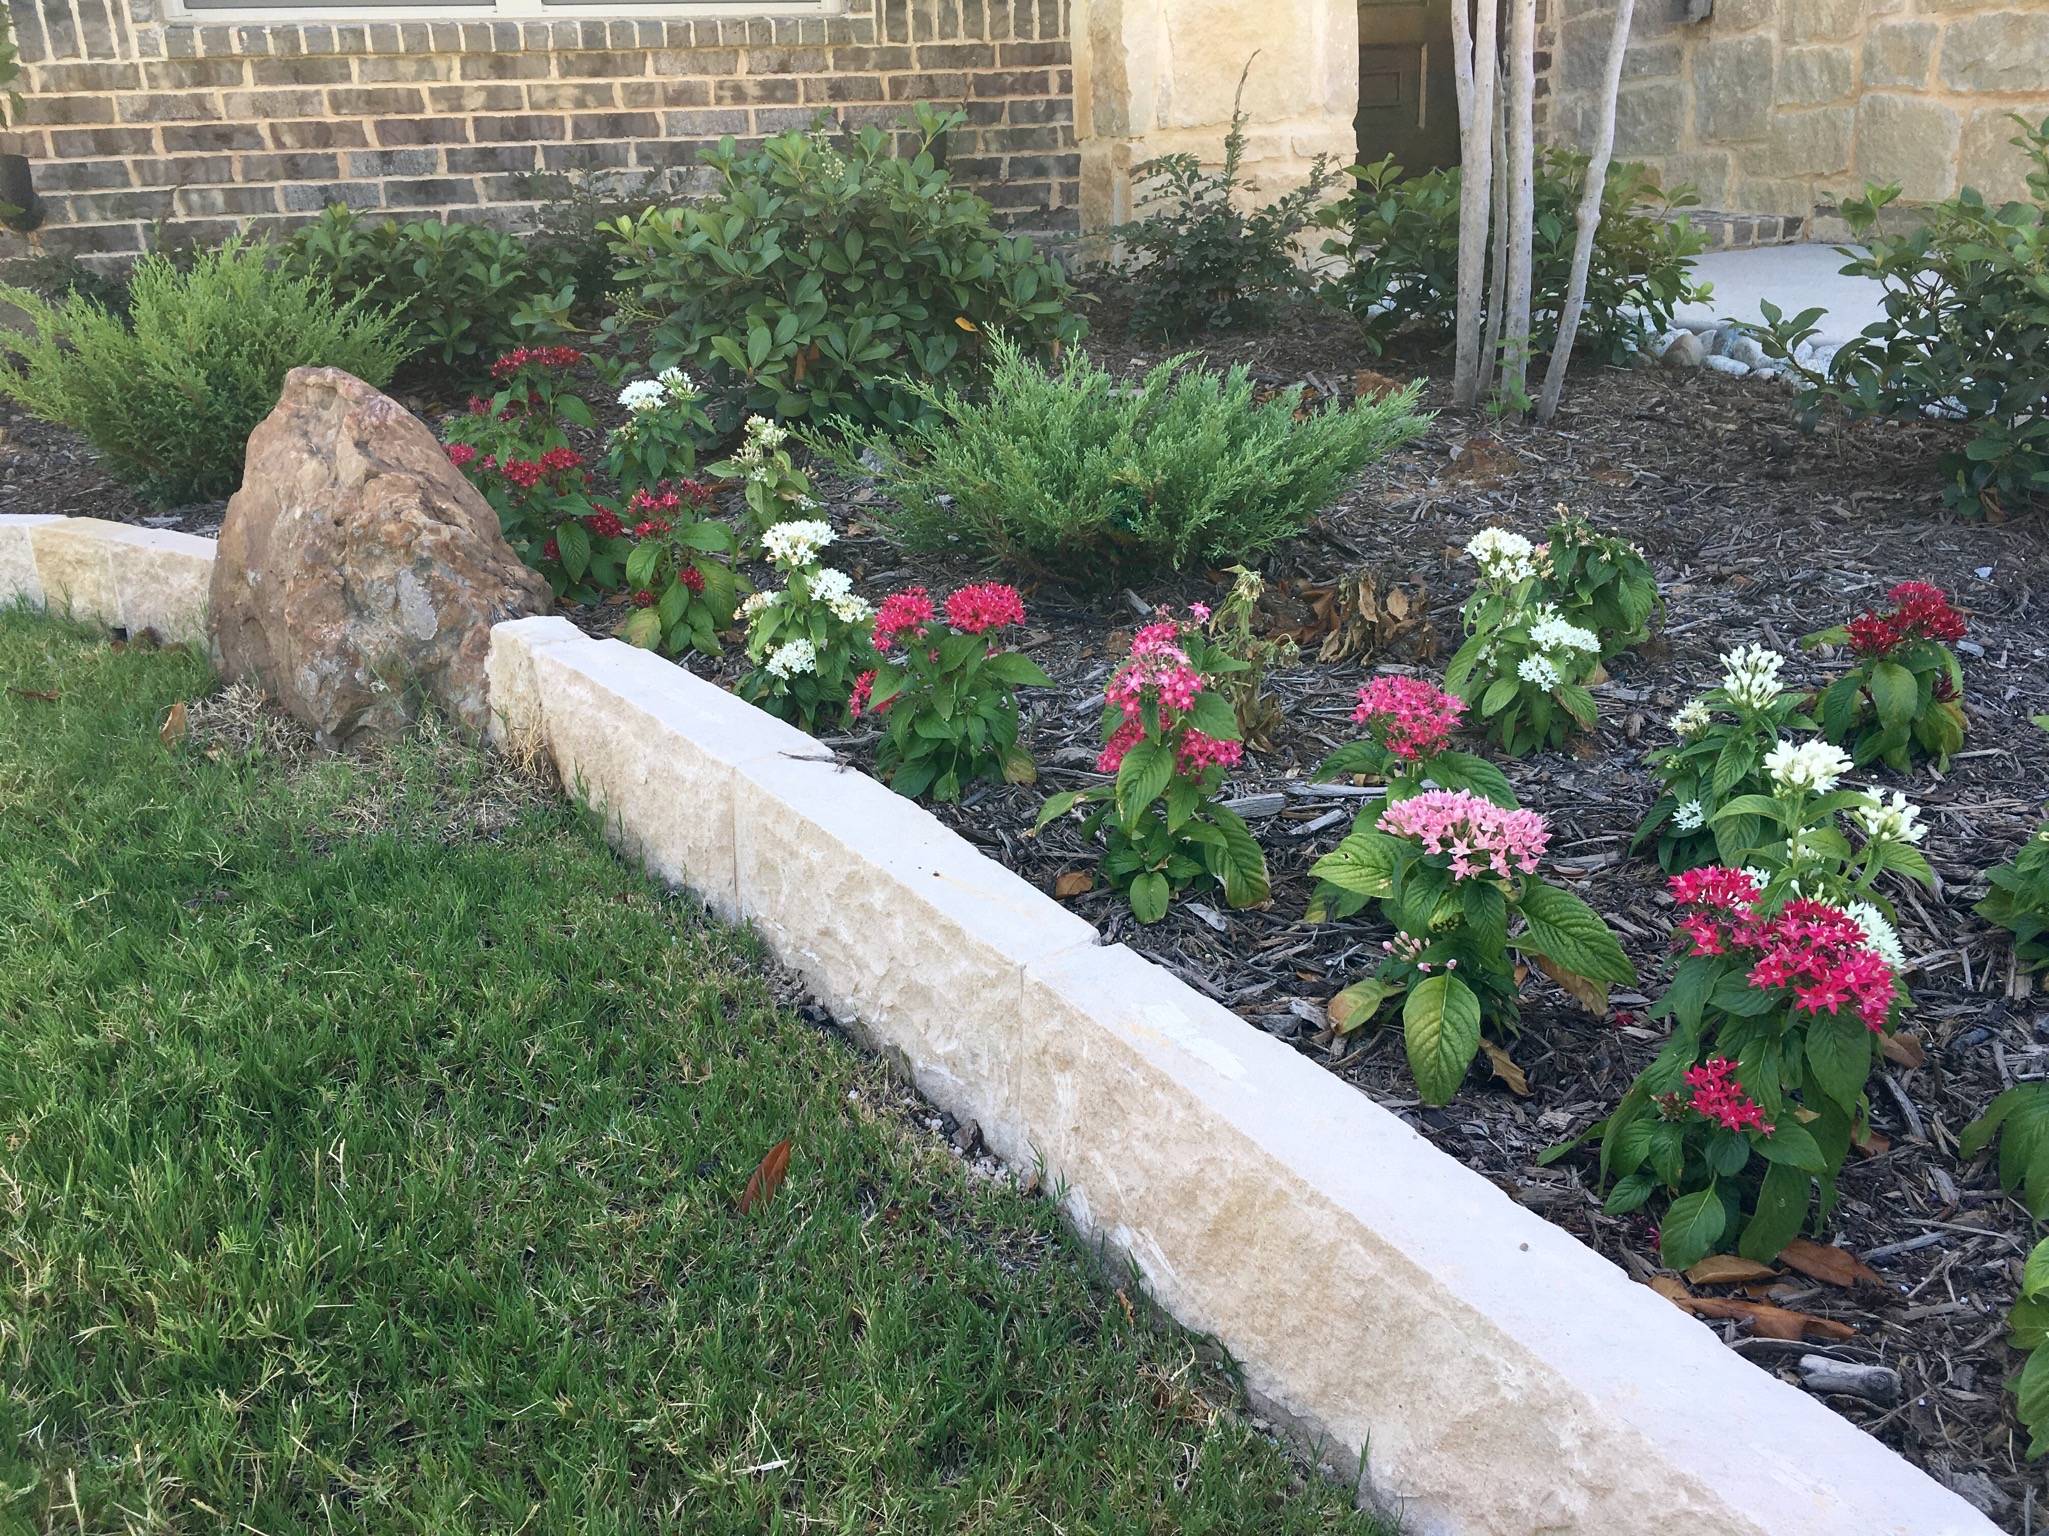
left=1545, top=0, right=2049, bottom=243
left=0, top=509, right=2002, bottom=1536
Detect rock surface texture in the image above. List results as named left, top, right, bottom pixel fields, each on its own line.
left=210, top=367, right=550, bottom=747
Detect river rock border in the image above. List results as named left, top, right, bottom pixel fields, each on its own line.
left=0, top=512, right=1996, bottom=1536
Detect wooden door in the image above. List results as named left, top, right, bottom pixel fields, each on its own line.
left=1356, top=0, right=1461, bottom=171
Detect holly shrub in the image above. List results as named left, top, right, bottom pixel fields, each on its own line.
left=1748, top=116, right=2049, bottom=517
left=609, top=106, right=1084, bottom=429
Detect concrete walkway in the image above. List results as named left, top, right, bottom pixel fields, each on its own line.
left=1672, top=242, right=1888, bottom=346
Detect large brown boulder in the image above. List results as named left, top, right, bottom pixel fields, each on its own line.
left=210, top=367, right=551, bottom=747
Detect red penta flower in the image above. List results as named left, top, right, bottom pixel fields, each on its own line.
left=542, top=538, right=560, bottom=562
left=444, top=442, right=478, bottom=469
left=538, top=446, right=585, bottom=478
left=1848, top=582, right=1966, bottom=657
left=680, top=565, right=706, bottom=594
left=943, top=581, right=1026, bottom=635
left=584, top=507, right=625, bottom=540
left=871, top=587, right=936, bottom=651
left=1683, top=1056, right=1774, bottom=1135
left=489, top=345, right=584, bottom=380
left=500, top=459, right=545, bottom=490
left=630, top=589, right=657, bottom=608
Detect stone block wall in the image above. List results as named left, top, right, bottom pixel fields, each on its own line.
left=1073, top=0, right=1358, bottom=231
left=0, top=0, right=1078, bottom=265
left=1544, top=0, right=2049, bottom=244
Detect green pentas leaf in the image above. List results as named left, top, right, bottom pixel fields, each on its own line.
left=1129, top=871, right=1171, bottom=925
left=1738, top=1160, right=1812, bottom=1263
left=1658, top=1186, right=1727, bottom=1271
left=1424, top=750, right=1516, bottom=807
left=1184, top=690, right=1240, bottom=740
left=1510, top=882, right=1636, bottom=985
left=1402, top=972, right=1481, bottom=1106
left=2021, top=1341, right=2049, bottom=1460
left=981, top=652, right=1054, bottom=688
left=1309, top=829, right=1403, bottom=898
left=1869, top=660, right=1918, bottom=730
left=1115, top=738, right=1175, bottom=822
left=1602, top=1172, right=1657, bottom=1215
left=1208, top=804, right=1271, bottom=909
left=1804, top=1011, right=1873, bottom=1113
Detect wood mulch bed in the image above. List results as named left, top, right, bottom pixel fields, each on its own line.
left=12, top=296, right=2047, bottom=1527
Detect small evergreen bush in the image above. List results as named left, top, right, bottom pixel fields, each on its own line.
left=835, top=337, right=1428, bottom=585
left=1110, top=83, right=1342, bottom=340
left=281, top=206, right=581, bottom=376
left=609, top=106, right=1084, bottom=429
left=0, top=240, right=410, bottom=505
left=1321, top=149, right=1705, bottom=364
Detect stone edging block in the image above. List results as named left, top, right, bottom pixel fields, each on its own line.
left=483, top=619, right=1998, bottom=1536
left=0, top=514, right=215, bottom=647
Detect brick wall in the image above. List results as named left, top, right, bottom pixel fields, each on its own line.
left=1544, top=0, right=2049, bottom=246
left=0, top=0, right=1078, bottom=264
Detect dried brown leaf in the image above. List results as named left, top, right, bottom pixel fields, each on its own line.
left=1053, top=871, right=1094, bottom=900
left=1479, top=1039, right=1530, bottom=1096
left=737, top=1137, right=793, bottom=1216
left=1531, top=952, right=1609, bottom=1017
left=1777, top=1237, right=1884, bottom=1290
left=1879, top=1030, right=1926, bottom=1069
left=1666, top=1293, right=1856, bottom=1341
left=1685, top=1255, right=1780, bottom=1286
left=160, top=699, right=189, bottom=746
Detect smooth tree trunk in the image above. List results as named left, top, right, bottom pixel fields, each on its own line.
left=1536, top=0, right=1637, bottom=422
left=1481, top=64, right=1510, bottom=383
left=1450, top=0, right=1499, bottom=409
left=1499, top=0, right=1538, bottom=404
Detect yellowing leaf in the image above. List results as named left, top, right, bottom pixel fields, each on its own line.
left=1685, top=1255, right=1779, bottom=1286
left=1479, top=1039, right=1529, bottom=1096
left=954, top=315, right=978, bottom=332
left=160, top=699, right=188, bottom=746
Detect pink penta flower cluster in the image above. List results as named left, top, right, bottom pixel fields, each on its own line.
left=1096, top=616, right=1242, bottom=780
left=1669, top=868, right=1897, bottom=1031
left=943, top=582, right=1027, bottom=636
left=1352, top=676, right=1466, bottom=762
left=1684, top=1056, right=1774, bottom=1135
left=1376, top=789, right=1550, bottom=881
left=1847, top=581, right=1968, bottom=658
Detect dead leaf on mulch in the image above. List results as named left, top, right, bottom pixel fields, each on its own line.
left=1449, top=435, right=1517, bottom=486
left=1352, top=367, right=1407, bottom=400
left=1654, top=1276, right=1855, bottom=1340
left=1777, top=1237, right=1885, bottom=1291
left=1685, top=1255, right=1780, bottom=1286
left=160, top=700, right=188, bottom=746
left=1531, top=952, right=1610, bottom=1018
left=1479, top=1040, right=1530, bottom=1096
left=1053, top=870, right=1094, bottom=900
left=1879, top=1030, right=1927, bottom=1069
left=737, top=1138, right=793, bottom=1216
left=1298, top=568, right=1435, bottom=664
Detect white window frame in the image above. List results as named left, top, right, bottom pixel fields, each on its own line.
left=166, top=0, right=842, bottom=19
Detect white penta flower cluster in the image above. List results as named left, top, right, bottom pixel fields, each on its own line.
left=761, top=519, right=836, bottom=568
left=1843, top=899, right=1907, bottom=970
left=739, top=590, right=778, bottom=620
left=765, top=638, right=818, bottom=679
left=1517, top=654, right=1561, bottom=689
left=1670, top=698, right=1712, bottom=740
left=808, top=566, right=872, bottom=626
left=732, top=414, right=792, bottom=483
left=617, top=378, right=665, bottom=412
left=1467, top=527, right=1541, bottom=584
left=1856, top=788, right=1926, bottom=846
left=1720, top=644, right=1786, bottom=710
left=1764, top=737, right=1854, bottom=794
left=1674, top=799, right=1706, bottom=832
left=1527, top=607, right=1600, bottom=655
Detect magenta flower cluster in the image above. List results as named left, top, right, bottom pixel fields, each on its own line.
left=1669, top=867, right=1898, bottom=1031
left=1351, top=676, right=1467, bottom=762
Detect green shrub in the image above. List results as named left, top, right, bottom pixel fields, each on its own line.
left=1750, top=114, right=2049, bottom=517
left=608, top=106, right=1084, bottom=429
left=1111, top=85, right=1342, bottom=340
left=0, top=240, right=411, bottom=505
left=1321, top=149, right=1706, bottom=365
left=834, top=337, right=1428, bottom=585
left=280, top=206, right=580, bottom=375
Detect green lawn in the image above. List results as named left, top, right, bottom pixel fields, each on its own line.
left=0, top=611, right=1387, bottom=1536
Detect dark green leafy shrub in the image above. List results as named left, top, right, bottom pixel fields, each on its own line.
left=1977, top=717, right=2049, bottom=972
left=836, top=337, right=1428, bottom=585
left=1750, top=115, right=2049, bottom=517
left=0, top=240, right=410, bottom=505
left=609, top=106, right=1084, bottom=429
left=1111, top=87, right=1342, bottom=340
left=1321, top=149, right=1706, bottom=364
left=281, top=206, right=580, bottom=375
